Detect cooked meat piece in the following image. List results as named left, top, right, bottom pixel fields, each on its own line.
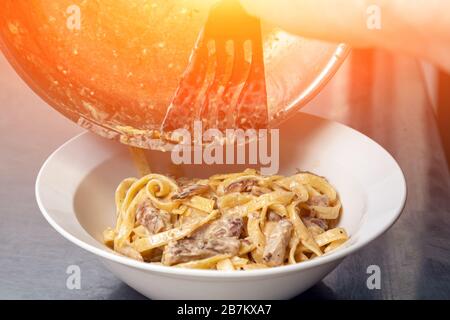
left=175, top=177, right=196, bottom=187
left=193, top=215, right=244, bottom=239
left=136, top=200, right=171, bottom=234
left=263, top=219, right=293, bottom=267
left=267, top=211, right=281, bottom=222
left=172, top=183, right=210, bottom=200
left=225, top=179, right=258, bottom=193
left=307, top=194, right=330, bottom=207
left=263, top=221, right=278, bottom=237
left=302, top=217, right=329, bottom=231
left=162, top=238, right=240, bottom=265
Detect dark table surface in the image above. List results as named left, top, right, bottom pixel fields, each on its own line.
left=0, top=49, right=449, bottom=300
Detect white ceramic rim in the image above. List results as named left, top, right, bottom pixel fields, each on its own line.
left=36, top=123, right=406, bottom=279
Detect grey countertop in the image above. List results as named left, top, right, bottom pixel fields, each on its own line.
left=0, top=49, right=449, bottom=300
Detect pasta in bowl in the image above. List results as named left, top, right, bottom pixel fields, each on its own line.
left=104, top=169, right=348, bottom=270
left=36, top=113, right=406, bottom=299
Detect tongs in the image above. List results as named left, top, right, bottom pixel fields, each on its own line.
left=162, top=0, right=268, bottom=134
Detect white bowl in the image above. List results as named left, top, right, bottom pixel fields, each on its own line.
left=36, top=113, right=406, bottom=300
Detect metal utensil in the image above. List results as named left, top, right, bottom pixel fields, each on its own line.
left=162, top=0, right=268, bottom=133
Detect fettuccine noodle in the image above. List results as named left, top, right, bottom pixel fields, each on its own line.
left=104, top=169, right=348, bottom=269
